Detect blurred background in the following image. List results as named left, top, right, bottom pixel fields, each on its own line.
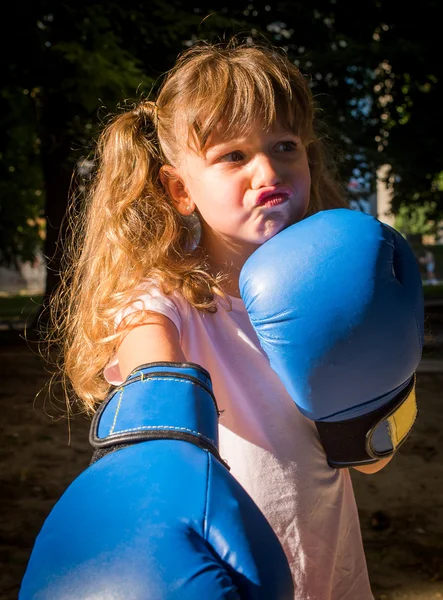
left=1, top=2, right=443, bottom=599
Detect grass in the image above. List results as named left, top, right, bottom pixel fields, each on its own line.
left=0, top=294, right=44, bottom=322
left=422, top=282, right=443, bottom=301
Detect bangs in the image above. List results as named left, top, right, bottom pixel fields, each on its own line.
left=171, top=47, right=314, bottom=152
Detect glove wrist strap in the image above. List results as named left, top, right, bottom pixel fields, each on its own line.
left=315, top=375, right=417, bottom=468
left=89, top=362, right=228, bottom=467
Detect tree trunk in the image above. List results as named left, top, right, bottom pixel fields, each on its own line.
left=29, top=134, right=74, bottom=335
left=42, top=148, right=73, bottom=299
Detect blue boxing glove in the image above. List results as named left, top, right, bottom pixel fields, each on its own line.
left=20, top=363, right=293, bottom=599
left=240, top=208, right=424, bottom=468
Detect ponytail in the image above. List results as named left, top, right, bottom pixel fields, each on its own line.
left=51, top=99, right=220, bottom=410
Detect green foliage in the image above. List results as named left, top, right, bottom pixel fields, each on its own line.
left=394, top=203, right=437, bottom=236
left=1, top=3, right=155, bottom=266
left=240, top=1, right=443, bottom=218
left=2, top=0, right=443, bottom=269
left=0, top=1, right=247, bottom=268
left=0, top=87, right=45, bottom=266
left=365, top=2, right=443, bottom=219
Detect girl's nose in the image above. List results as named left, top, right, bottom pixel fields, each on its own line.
left=250, top=154, right=282, bottom=189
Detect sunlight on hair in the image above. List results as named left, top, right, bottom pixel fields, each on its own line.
left=46, top=37, right=347, bottom=411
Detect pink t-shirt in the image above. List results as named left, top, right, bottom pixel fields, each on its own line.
left=105, top=285, right=374, bottom=600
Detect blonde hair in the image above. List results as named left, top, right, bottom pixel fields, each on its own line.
left=51, top=39, right=347, bottom=411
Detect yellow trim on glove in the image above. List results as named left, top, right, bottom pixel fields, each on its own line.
left=386, top=380, right=417, bottom=449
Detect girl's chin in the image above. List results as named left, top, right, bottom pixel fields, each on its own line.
left=255, top=220, right=289, bottom=243
left=209, top=219, right=290, bottom=248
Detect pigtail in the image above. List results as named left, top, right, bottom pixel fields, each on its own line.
left=53, top=100, right=219, bottom=410
left=55, top=102, right=175, bottom=409
left=87, top=102, right=175, bottom=260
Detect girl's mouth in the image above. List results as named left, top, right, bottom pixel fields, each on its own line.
left=257, top=194, right=289, bottom=208
left=254, top=186, right=293, bottom=208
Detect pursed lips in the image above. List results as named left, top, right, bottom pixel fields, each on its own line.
left=254, top=186, right=293, bottom=208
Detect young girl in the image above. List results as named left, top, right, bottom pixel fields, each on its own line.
left=57, top=39, right=378, bottom=599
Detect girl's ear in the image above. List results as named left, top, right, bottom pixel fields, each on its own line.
left=160, top=165, right=194, bottom=216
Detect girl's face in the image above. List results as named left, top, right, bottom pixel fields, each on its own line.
left=165, top=121, right=311, bottom=255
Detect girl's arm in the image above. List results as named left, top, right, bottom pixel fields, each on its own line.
left=352, top=456, right=393, bottom=474
left=117, top=312, right=185, bottom=380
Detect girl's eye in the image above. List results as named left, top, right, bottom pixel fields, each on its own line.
left=275, top=141, right=298, bottom=152
left=220, top=150, right=244, bottom=163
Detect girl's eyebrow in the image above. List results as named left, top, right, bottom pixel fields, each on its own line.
left=205, top=139, right=242, bottom=158
left=205, top=130, right=300, bottom=158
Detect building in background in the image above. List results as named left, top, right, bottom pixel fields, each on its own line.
left=375, top=164, right=395, bottom=228
left=0, top=252, right=46, bottom=295
left=347, top=164, right=395, bottom=228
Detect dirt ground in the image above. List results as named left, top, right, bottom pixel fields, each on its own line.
left=1, top=322, right=442, bottom=599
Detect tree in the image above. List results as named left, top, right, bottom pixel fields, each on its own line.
left=241, top=1, right=443, bottom=219
left=369, top=1, right=443, bottom=219
left=2, top=0, right=443, bottom=303
left=394, top=202, right=437, bottom=237
left=1, top=1, right=243, bottom=303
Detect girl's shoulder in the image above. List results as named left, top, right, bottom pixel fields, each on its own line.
left=115, top=278, right=238, bottom=337
left=116, top=278, right=189, bottom=335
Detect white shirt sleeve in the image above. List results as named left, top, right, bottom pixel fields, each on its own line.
left=104, top=284, right=182, bottom=385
